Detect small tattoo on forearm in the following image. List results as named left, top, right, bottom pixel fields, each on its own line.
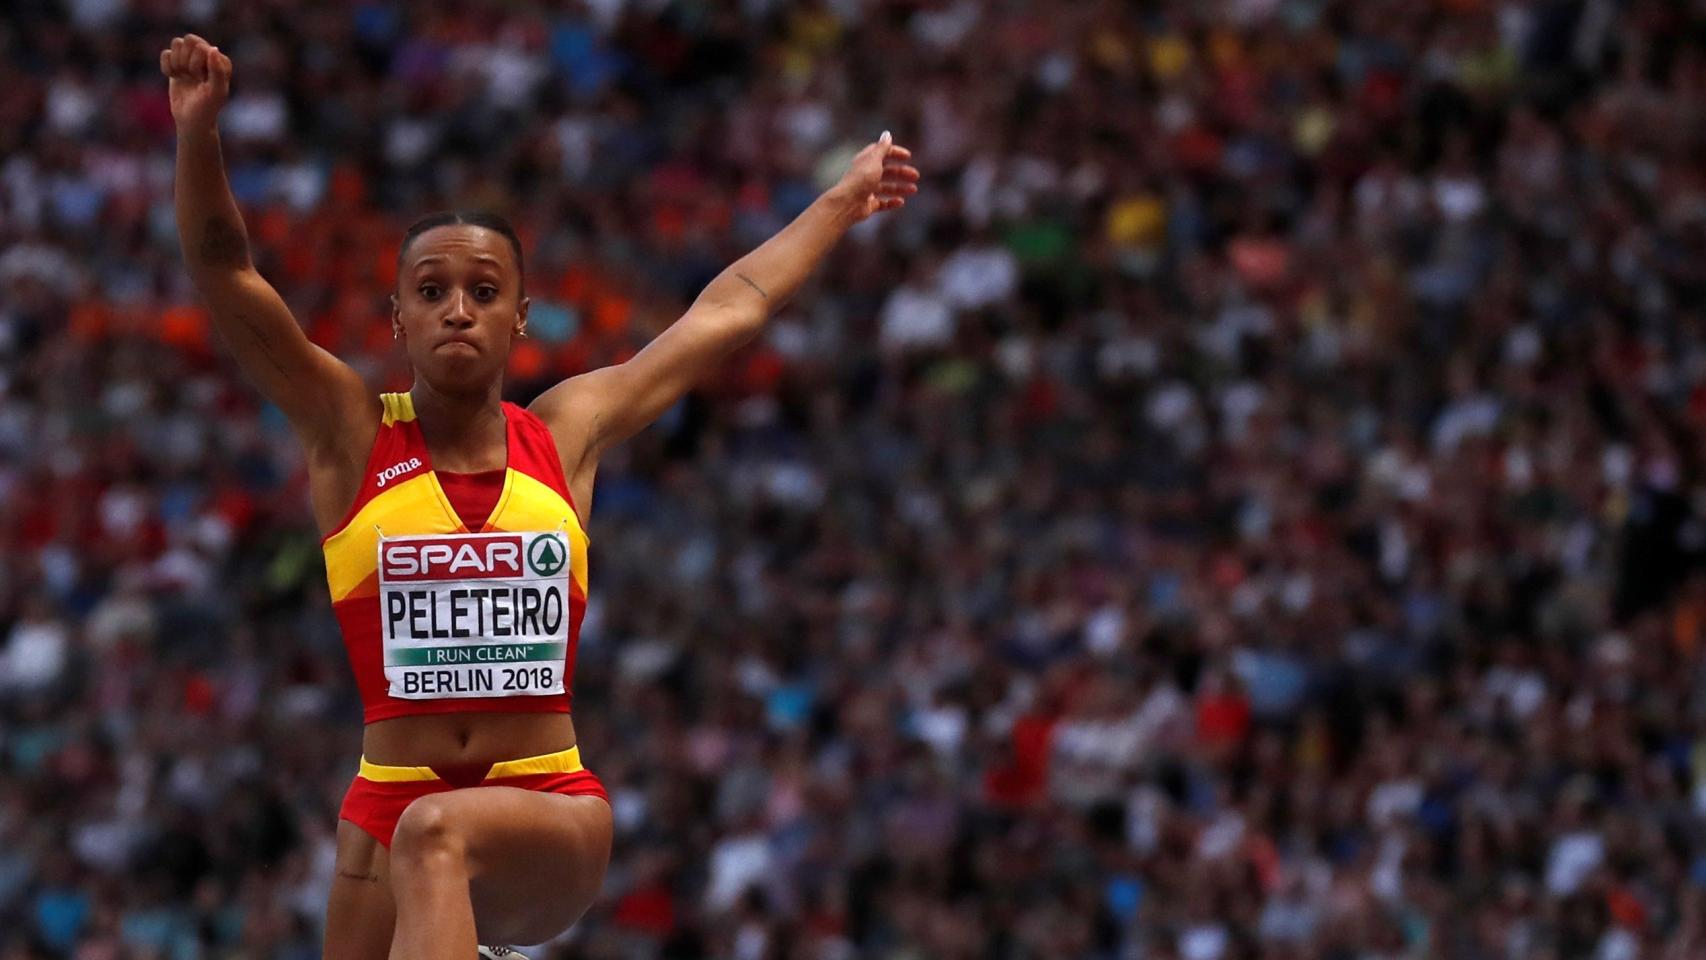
left=198, top=216, right=251, bottom=269
left=338, top=869, right=381, bottom=883
left=736, top=273, right=769, bottom=299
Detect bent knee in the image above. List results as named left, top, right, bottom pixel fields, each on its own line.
left=391, top=795, right=466, bottom=864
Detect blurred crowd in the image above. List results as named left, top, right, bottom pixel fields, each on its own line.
left=4, top=0, right=1706, bottom=957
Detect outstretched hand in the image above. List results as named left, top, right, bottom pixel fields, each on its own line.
left=833, top=132, right=921, bottom=224
left=160, top=34, right=231, bottom=132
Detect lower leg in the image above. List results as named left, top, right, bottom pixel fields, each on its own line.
left=324, top=822, right=397, bottom=960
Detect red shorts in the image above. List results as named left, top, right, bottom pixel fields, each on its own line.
left=339, top=745, right=608, bottom=848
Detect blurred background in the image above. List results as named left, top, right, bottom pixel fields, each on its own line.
left=2, top=0, right=1706, bottom=958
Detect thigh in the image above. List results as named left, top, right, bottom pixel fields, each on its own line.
left=324, top=820, right=397, bottom=960
left=404, top=787, right=613, bottom=946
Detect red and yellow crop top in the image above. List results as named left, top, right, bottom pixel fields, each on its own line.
left=321, top=392, right=588, bottom=723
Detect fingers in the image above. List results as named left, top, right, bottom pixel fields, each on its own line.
left=858, top=137, right=917, bottom=179
left=161, top=34, right=220, bottom=78
left=879, top=148, right=921, bottom=200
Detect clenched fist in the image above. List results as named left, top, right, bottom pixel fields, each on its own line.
left=160, top=34, right=231, bottom=132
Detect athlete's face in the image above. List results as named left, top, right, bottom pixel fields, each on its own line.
left=392, top=225, right=529, bottom=393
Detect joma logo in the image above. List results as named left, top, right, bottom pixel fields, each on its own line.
left=377, top=457, right=423, bottom=488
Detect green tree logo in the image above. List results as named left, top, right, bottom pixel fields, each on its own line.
left=527, top=535, right=567, bottom=577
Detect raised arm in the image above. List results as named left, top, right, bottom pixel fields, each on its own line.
left=530, top=133, right=919, bottom=467
left=163, top=35, right=373, bottom=454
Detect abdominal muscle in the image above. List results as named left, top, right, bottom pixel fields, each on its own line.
left=361, top=710, right=579, bottom=768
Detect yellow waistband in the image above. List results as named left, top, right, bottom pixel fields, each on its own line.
left=357, top=745, right=583, bottom=783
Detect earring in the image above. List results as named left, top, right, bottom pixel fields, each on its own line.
left=393, top=329, right=399, bottom=340
left=518, top=329, right=528, bottom=338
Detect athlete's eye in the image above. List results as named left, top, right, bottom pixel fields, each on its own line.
left=419, top=283, right=441, bottom=301
left=474, top=285, right=498, bottom=303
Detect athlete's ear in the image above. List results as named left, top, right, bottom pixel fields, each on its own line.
left=515, top=296, right=530, bottom=339
left=391, top=294, right=403, bottom=341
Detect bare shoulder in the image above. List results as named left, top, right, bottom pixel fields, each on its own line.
left=303, top=371, right=383, bottom=463
left=528, top=369, right=626, bottom=522
left=303, top=386, right=385, bottom=535
left=527, top=368, right=620, bottom=461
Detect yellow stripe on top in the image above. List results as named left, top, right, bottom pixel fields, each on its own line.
left=321, top=469, right=588, bottom=601
left=381, top=392, right=417, bottom=425
left=322, top=391, right=588, bottom=603
left=357, top=745, right=585, bottom=782
left=323, top=472, right=458, bottom=601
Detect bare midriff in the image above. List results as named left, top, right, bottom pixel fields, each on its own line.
left=361, top=711, right=578, bottom=767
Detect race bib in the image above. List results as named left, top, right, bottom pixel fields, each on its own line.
left=378, top=531, right=571, bottom=699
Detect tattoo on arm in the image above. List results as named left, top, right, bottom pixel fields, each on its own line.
left=198, top=216, right=251, bottom=269
left=736, top=273, right=769, bottom=300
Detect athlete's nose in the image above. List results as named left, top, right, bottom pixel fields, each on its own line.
left=444, top=289, right=475, bottom=326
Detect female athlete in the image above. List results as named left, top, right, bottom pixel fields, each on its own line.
left=161, top=33, right=918, bottom=960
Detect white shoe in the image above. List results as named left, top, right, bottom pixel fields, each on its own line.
left=478, top=948, right=529, bottom=960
